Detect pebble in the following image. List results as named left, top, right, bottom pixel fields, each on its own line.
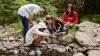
left=57, top=48, right=66, bottom=53
left=29, top=50, right=36, bottom=56
left=36, top=50, right=42, bottom=56
left=2, top=48, right=7, bottom=51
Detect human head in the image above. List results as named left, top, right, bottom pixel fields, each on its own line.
left=46, top=14, right=55, bottom=24
left=39, top=5, right=46, bottom=13
left=66, top=4, right=73, bottom=17
left=37, top=23, right=46, bottom=32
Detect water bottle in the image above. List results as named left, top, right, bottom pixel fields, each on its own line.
left=53, top=31, right=57, bottom=36
left=37, top=20, right=40, bottom=24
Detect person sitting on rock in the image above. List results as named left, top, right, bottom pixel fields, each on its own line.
left=46, top=14, right=67, bottom=35
left=62, top=4, right=79, bottom=30
left=25, top=23, right=56, bottom=47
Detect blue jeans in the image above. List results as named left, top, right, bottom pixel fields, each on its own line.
left=18, top=14, right=29, bottom=36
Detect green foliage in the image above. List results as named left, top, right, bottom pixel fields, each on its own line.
left=68, top=26, right=80, bottom=41
left=9, top=20, right=23, bottom=32
left=79, top=17, right=89, bottom=22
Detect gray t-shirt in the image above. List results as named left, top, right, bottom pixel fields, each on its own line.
left=18, top=4, right=40, bottom=19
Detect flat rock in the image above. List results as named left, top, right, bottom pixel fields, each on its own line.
left=79, top=21, right=98, bottom=31
left=73, top=52, right=85, bottom=56
left=87, top=50, right=100, bottom=56
left=75, top=31, right=99, bottom=47
left=60, top=34, right=73, bottom=44
left=94, top=36, right=100, bottom=42
left=57, top=48, right=66, bottom=53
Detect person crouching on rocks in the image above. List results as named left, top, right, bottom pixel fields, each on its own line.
left=62, top=4, right=79, bottom=30
left=25, top=23, right=56, bottom=47
left=46, top=14, right=67, bottom=35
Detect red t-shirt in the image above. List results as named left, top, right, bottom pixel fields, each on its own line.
left=62, top=11, right=78, bottom=25
left=51, top=19, right=57, bottom=27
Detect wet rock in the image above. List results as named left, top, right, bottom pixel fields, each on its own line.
left=57, top=48, right=66, bottom=53
left=2, top=48, right=7, bottom=51
left=73, top=48, right=78, bottom=54
left=75, top=31, right=99, bottom=47
left=24, top=47, right=31, bottom=52
left=36, top=50, right=42, bottom=56
left=14, top=49, right=19, bottom=55
left=87, top=50, right=100, bottom=56
left=0, top=46, right=4, bottom=49
left=9, top=50, right=14, bottom=52
left=21, top=49, right=28, bottom=55
left=48, top=44, right=53, bottom=49
left=29, top=50, right=36, bottom=56
left=73, top=52, right=85, bottom=56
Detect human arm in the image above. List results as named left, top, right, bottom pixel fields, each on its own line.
left=28, top=7, right=40, bottom=29
left=72, top=12, right=78, bottom=25
left=28, top=12, right=35, bottom=29
left=62, top=12, right=67, bottom=24
left=56, top=19, right=64, bottom=32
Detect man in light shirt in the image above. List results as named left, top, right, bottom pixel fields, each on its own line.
left=26, top=23, right=56, bottom=47
left=18, top=4, right=46, bottom=36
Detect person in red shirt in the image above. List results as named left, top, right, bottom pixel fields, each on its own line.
left=62, top=4, right=79, bottom=30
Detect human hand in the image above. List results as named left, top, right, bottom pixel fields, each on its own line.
left=66, top=22, right=70, bottom=25
left=28, top=24, right=31, bottom=29
left=52, top=35, right=56, bottom=39
left=31, top=22, right=34, bottom=27
left=69, top=23, right=73, bottom=26
left=57, top=30, right=60, bottom=32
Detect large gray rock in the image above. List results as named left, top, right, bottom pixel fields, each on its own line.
left=94, top=36, right=100, bottom=42
left=79, top=21, right=98, bottom=31
left=73, top=52, right=85, bottom=56
left=60, top=34, right=73, bottom=44
left=87, top=50, right=100, bottom=56
left=75, top=31, right=99, bottom=47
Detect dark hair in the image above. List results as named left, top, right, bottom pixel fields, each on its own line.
left=46, top=14, right=55, bottom=21
left=40, top=5, right=46, bottom=10
left=66, top=4, right=73, bottom=17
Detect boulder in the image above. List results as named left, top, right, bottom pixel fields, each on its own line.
left=75, top=31, right=99, bottom=47
left=73, top=52, right=85, bottom=56
left=94, top=36, right=100, bottom=42
left=87, top=50, right=100, bottom=56
left=60, top=34, right=73, bottom=44
left=79, top=21, right=98, bottom=31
